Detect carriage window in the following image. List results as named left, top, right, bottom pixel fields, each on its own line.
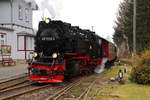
left=98, top=39, right=102, bottom=45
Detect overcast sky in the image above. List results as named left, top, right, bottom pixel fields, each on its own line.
left=33, top=0, right=123, bottom=41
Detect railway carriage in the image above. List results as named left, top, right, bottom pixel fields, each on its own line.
left=28, top=18, right=117, bottom=83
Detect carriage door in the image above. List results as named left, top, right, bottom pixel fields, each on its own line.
left=102, top=40, right=109, bottom=58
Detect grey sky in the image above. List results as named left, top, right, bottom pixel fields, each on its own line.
left=33, top=0, right=123, bottom=41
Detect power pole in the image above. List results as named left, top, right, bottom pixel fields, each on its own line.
left=133, top=0, right=136, bottom=66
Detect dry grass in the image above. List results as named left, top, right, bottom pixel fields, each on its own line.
left=89, top=65, right=150, bottom=100
left=62, top=64, right=150, bottom=100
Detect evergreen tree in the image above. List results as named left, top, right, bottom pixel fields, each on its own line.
left=113, top=0, right=150, bottom=54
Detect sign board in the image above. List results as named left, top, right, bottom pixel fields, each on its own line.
left=0, top=45, right=11, bottom=56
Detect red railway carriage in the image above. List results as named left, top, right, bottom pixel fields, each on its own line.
left=28, top=18, right=117, bottom=83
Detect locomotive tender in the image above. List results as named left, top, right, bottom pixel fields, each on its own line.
left=28, top=18, right=117, bottom=83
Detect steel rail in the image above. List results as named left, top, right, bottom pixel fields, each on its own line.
left=0, top=80, right=28, bottom=91
left=0, top=73, right=27, bottom=90
left=46, top=79, right=83, bottom=100
left=0, top=84, right=51, bottom=100
left=76, top=79, right=97, bottom=100
left=0, top=82, right=31, bottom=93
left=0, top=76, right=28, bottom=91
left=0, top=73, right=27, bottom=84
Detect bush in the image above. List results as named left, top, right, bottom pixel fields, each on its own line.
left=140, top=50, right=150, bottom=66
left=130, top=65, right=150, bottom=84
left=130, top=50, right=150, bottom=84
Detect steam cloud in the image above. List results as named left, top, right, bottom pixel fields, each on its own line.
left=24, top=0, right=33, bottom=3
left=34, top=0, right=62, bottom=19
left=94, top=57, right=108, bottom=74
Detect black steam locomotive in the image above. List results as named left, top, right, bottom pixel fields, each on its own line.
left=28, top=18, right=117, bottom=83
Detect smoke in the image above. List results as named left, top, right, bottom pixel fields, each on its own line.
left=40, top=0, right=56, bottom=19
left=94, top=57, right=108, bottom=74
left=24, top=0, right=33, bottom=3
left=35, top=0, right=63, bottom=19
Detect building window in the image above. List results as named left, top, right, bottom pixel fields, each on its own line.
left=18, top=36, right=24, bottom=50
left=18, top=5, right=23, bottom=20
left=25, top=8, right=29, bottom=22
left=26, top=36, right=34, bottom=50
left=0, top=34, right=6, bottom=45
left=17, top=35, right=34, bottom=51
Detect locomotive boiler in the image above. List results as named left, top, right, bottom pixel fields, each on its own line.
left=28, top=18, right=117, bottom=83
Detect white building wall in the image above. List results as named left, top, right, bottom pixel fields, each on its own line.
left=0, top=0, right=11, bottom=23
left=14, top=27, right=34, bottom=60
left=12, top=0, right=33, bottom=28
left=0, top=27, right=34, bottom=60
left=0, top=0, right=37, bottom=60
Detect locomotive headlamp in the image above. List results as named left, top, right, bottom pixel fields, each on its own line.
left=45, top=18, right=51, bottom=23
left=52, top=53, right=57, bottom=58
left=32, top=52, right=38, bottom=57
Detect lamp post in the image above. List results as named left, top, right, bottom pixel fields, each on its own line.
left=133, top=0, right=136, bottom=66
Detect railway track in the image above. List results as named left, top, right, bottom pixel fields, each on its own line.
left=0, top=82, right=31, bottom=93
left=76, top=79, right=97, bottom=100
left=0, top=74, right=100, bottom=100
left=45, top=76, right=99, bottom=100
left=0, top=76, right=83, bottom=100
left=0, top=73, right=27, bottom=90
left=45, top=79, right=83, bottom=100
left=0, top=82, right=51, bottom=100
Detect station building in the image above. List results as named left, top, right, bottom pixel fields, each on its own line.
left=0, top=0, right=38, bottom=60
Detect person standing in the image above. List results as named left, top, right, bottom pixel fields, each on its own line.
left=118, top=69, right=123, bottom=82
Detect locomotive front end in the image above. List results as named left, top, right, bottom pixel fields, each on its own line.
left=28, top=52, right=66, bottom=83
left=28, top=19, right=66, bottom=83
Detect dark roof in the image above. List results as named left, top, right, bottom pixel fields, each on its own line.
left=17, top=31, right=35, bottom=36
left=0, top=26, right=14, bottom=31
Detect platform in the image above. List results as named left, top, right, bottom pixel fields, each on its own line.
left=0, top=62, right=27, bottom=80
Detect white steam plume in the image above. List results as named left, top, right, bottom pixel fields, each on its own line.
left=94, top=57, right=108, bottom=74
left=24, top=0, right=33, bottom=3
left=35, top=0, right=62, bottom=20
left=40, top=0, right=56, bottom=19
